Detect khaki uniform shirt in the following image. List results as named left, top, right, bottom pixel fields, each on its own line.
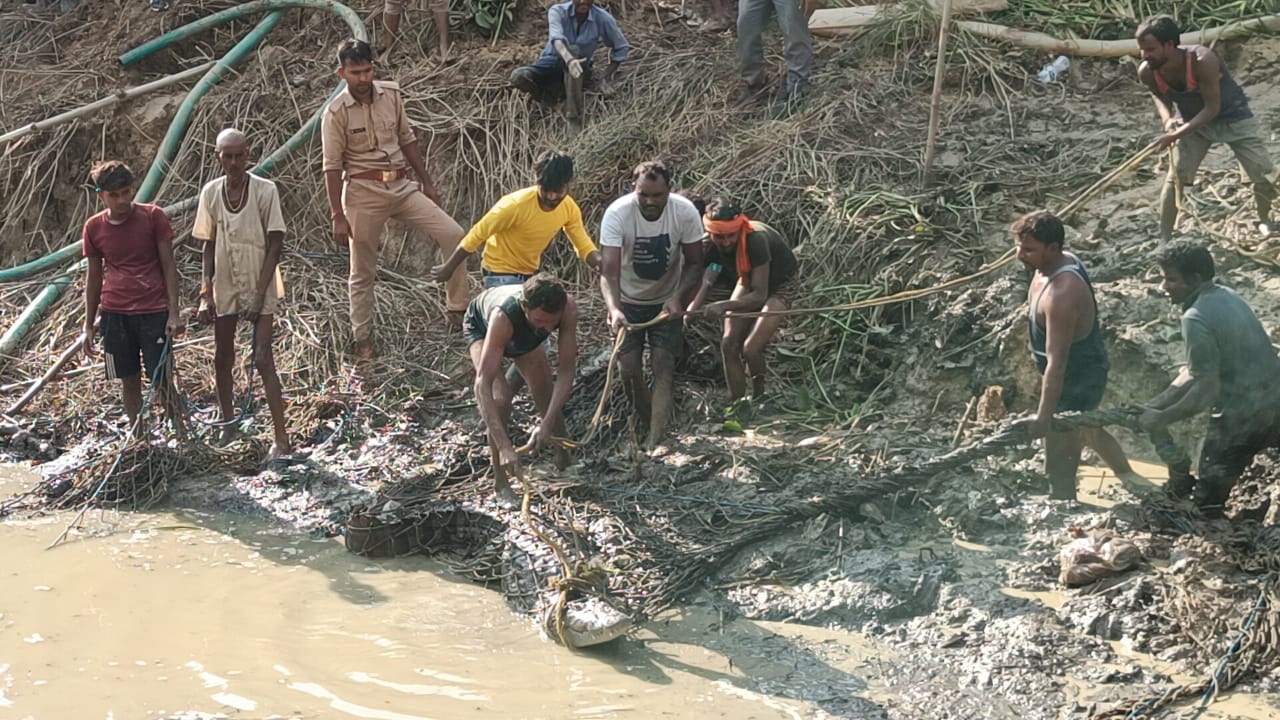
left=321, top=80, right=415, bottom=174
left=193, top=175, right=286, bottom=316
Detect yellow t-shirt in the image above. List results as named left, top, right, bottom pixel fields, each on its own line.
left=458, top=186, right=597, bottom=276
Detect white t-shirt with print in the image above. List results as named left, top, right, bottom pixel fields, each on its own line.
left=599, top=192, right=703, bottom=305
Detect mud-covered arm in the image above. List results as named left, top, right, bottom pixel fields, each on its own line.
left=665, top=241, right=704, bottom=318
left=1142, top=312, right=1221, bottom=427
left=1031, top=286, right=1076, bottom=438
left=475, top=311, right=517, bottom=458
left=599, top=245, right=627, bottom=331
left=686, top=264, right=721, bottom=314
left=537, top=297, right=579, bottom=446
left=705, top=262, right=769, bottom=315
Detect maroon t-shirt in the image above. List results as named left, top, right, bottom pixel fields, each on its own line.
left=81, top=203, right=174, bottom=314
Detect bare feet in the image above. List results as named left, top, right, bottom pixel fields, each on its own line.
left=495, top=475, right=519, bottom=509
left=446, top=311, right=464, bottom=332
left=267, top=442, right=293, bottom=461
left=354, top=338, right=376, bottom=361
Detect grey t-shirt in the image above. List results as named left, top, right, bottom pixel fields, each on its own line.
left=1182, top=282, right=1280, bottom=422
left=599, top=192, right=703, bottom=305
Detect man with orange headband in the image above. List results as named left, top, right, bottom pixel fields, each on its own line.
left=687, top=198, right=796, bottom=401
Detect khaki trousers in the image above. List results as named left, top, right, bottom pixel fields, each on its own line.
left=342, top=178, right=467, bottom=342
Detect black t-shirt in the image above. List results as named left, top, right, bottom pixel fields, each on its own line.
left=704, top=221, right=797, bottom=293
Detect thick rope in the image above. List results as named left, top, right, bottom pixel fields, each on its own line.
left=1170, top=148, right=1280, bottom=269
left=729, top=142, right=1163, bottom=320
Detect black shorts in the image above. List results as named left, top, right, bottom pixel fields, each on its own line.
left=1054, top=366, right=1108, bottom=412
left=101, top=311, right=168, bottom=382
left=1194, top=409, right=1280, bottom=511
left=618, top=302, right=683, bottom=356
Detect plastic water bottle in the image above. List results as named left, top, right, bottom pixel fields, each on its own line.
left=1037, top=56, right=1071, bottom=83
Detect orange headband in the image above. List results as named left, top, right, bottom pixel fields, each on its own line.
left=704, top=214, right=753, bottom=276
left=703, top=216, right=749, bottom=235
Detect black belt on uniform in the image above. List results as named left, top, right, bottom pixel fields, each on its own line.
left=481, top=269, right=532, bottom=279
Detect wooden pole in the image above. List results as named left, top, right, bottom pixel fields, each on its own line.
left=0, top=61, right=215, bottom=147
left=6, top=336, right=83, bottom=415
left=922, top=0, right=955, bottom=186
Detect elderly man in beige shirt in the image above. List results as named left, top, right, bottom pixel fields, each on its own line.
left=321, top=38, right=467, bottom=360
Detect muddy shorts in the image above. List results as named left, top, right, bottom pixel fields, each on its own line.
left=1172, top=115, right=1277, bottom=187
left=1053, top=365, right=1108, bottom=413
left=619, top=302, right=683, bottom=357
left=101, top=310, right=168, bottom=382
left=1192, top=409, right=1280, bottom=513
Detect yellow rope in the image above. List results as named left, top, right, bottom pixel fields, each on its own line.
left=729, top=142, right=1163, bottom=319
left=1170, top=147, right=1280, bottom=269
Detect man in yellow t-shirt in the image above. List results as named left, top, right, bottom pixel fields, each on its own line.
left=431, top=152, right=601, bottom=288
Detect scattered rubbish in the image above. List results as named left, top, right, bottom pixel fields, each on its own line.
left=1037, top=56, right=1071, bottom=83
left=1058, top=526, right=1141, bottom=587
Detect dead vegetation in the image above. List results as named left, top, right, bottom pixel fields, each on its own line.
left=3, top=0, right=1280, bottom=716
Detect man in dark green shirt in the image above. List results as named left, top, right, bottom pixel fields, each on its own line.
left=1139, top=243, right=1280, bottom=517
left=686, top=198, right=797, bottom=401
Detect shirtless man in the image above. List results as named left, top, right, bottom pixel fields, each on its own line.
left=1013, top=211, right=1138, bottom=500
left=1136, top=15, right=1276, bottom=240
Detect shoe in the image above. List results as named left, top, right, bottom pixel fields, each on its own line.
left=510, top=67, right=540, bottom=96
left=148, top=0, right=168, bottom=10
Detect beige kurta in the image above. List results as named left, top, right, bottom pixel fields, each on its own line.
left=193, top=174, right=286, bottom=316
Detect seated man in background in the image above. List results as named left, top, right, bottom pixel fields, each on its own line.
left=686, top=198, right=796, bottom=404
left=1139, top=243, right=1280, bottom=517
left=466, top=274, right=579, bottom=505
left=509, top=0, right=629, bottom=125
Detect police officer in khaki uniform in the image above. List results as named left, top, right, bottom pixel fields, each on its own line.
left=321, top=38, right=467, bottom=360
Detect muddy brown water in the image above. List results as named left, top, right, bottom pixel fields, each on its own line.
left=2, top=463, right=1278, bottom=720
left=0, top=466, right=891, bottom=719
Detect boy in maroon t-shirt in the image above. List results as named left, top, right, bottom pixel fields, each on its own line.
left=81, top=161, right=183, bottom=431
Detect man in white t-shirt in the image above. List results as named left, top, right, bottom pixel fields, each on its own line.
left=193, top=128, right=291, bottom=459
left=599, top=160, right=704, bottom=448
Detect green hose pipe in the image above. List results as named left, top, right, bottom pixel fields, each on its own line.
left=135, top=12, right=285, bottom=202
left=0, top=272, right=75, bottom=359
left=120, top=0, right=367, bottom=66
left=0, top=0, right=366, bottom=357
